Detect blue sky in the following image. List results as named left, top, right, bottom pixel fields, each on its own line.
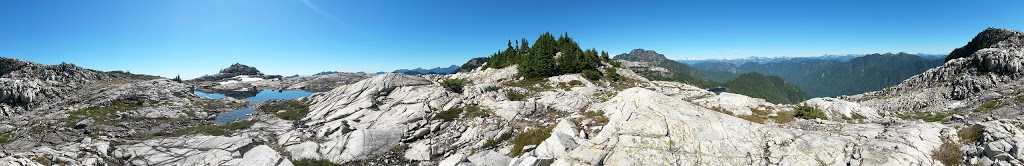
left=1, top=0, right=1022, bottom=79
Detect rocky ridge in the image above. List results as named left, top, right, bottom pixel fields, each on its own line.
left=4, top=28, right=1024, bottom=166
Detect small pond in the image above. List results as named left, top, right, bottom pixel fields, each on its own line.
left=195, top=89, right=313, bottom=123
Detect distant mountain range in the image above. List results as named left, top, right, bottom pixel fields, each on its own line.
left=690, top=52, right=946, bottom=97
left=677, top=53, right=946, bottom=65
left=615, top=49, right=812, bottom=104
left=392, top=65, right=460, bottom=75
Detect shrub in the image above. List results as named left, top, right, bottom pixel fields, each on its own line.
left=441, top=78, right=470, bottom=93
left=958, top=125, right=984, bottom=143
left=794, top=104, right=828, bottom=120
left=511, top=126, right=553, bottom=157
left=582, top=70, right=601, bottom=80
left=932, top=141, right=963, bottom=166
left=605, top=68, right=621, bottom=81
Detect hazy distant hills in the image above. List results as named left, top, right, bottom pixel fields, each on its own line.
left=392, top=65, right=460, bottom=75
left=677, top=53, right=946, bottom=65
left=691, top=52, right=945, bottom=97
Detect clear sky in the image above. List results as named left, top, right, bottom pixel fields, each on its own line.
left=1, top=0, right=1022, bottom=79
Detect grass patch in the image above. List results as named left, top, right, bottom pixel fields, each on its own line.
left=739, top=115, right=766, bottom=124
left=932, top=141, right=963, bottom=166
left=435, top=107, right=463, bottom=122
left=32, top=156, right=52, bottom=166
left=0, top=132, right=13, bottom=144
left=974, top=100, right=999, bottom=112
left=506, top=90, right=528, bottom=101
left=958, top=125, right=984, bottom=143
left=503, top=77, right=554, bottom=92
left=441, top=78, right=471, bottom=93
left=464, top=106, right=486, bottom=119
left=511, top=126, right=553, bottom=157
left=292, top=159, right=343, bottom=166
left=260, top=100, right=311, bottom=120
left=708, top=106, right=733, bottom=115
left=435, top=106, right=486, bottom=121
left=898, top=111, right=956, bottom=122
left=794, top=104, right=828, bottom=120
left=582, top=110, right=609, bottom=125
left=771, top=111, right=795, bottom=124
left=60, top=98, right=147, bottom=128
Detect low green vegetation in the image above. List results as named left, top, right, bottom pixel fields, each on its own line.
left=435, top=107, right=463, bottom=122
left=772, top=111, right=795, bottom=124
left=932, top=140, right=963, bottom=166
left=568, top=80, right=584, bottom=86
left=506, top=90, right=528, bottom=101
left=292, top=159, right=343, bottom=166
left=898, top=111, right=956, bottom=122
left=511, top=126, right=553, bottom=157
left=0, top=132, right=13, bottom=144
left=975, top=99, right=999, bottom=112
left=793, top=104, right=828, bottom=120
left=582, top=70, right=601, bottom=80
left=259, top=100, right=311, bottom=120
left=167, top=120, right=256, bottom=137
left=958, top=125, right=984, bottom=143
left=60, top=98, right=147, bottom=128
left=441, top=78, right=471, bottom=93
left=503, top=77, right=554, bottom=92
left=738, top=107, right=772, bottom=124
left=463, top=106, right=486, bottom=119
left=605, top=68, right=621, bottom=82
left=484, top=132, right=512, bottom=149
left=434, top=106, right=486, bottom=121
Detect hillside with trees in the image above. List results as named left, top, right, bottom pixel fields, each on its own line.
left=482, top=32, right=609, bottom=78
left=724, top=73, right=813, bottom=104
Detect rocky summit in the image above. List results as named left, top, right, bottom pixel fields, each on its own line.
left=2, top=28, right=1024, bottom=166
